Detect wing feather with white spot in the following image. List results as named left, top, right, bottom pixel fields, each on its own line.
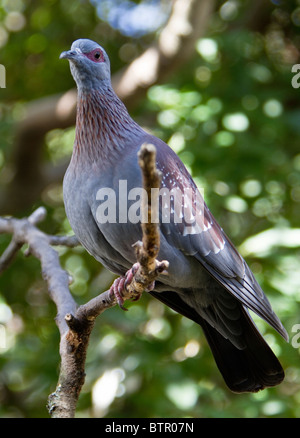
left=154, top=139, right=287, bottom=340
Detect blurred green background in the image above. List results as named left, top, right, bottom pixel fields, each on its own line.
left=0, top=0, right=300, bottom=418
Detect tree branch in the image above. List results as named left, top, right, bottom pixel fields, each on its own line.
left=0, top=143, right=167, bottom=417
left=0, top=207, right=79, bottom=334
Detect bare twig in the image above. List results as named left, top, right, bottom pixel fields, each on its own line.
left=48, top=234, right=79, bottom=247
left=0, top=207, right=46, bottom=273
left=125, top=144, right=169, bottom=296
left=0, top=238, right=23, bottom=274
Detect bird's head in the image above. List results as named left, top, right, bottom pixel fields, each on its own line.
left=60, top=39, right=111, bottom=91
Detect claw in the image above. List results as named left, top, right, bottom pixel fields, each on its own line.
left=124, top=263, right=139, bottom=289
left=109, top=277, right=128, bottom=311
left=131, top=294, right=141, bottom=302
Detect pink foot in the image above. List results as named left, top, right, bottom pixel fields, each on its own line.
left=109, top=263, right=140, bottom=310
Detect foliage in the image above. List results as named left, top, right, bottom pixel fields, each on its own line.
left=0, top=0, right=300, bottom=418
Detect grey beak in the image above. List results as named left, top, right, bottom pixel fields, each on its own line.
left=60, top=50, right=75, bottom=60
left=60, top=48, right=82, bottom=60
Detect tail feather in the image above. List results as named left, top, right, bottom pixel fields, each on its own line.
left=200, top=307, right=284, bottom=392
left=150, top=290, right=284, bottom=393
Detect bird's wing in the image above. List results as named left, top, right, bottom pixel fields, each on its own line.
left=153, top=138, right=288, bottom=340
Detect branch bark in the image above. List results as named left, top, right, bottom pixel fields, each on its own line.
left=0, top=0, right=215, bottom=215
left=0, top=207, right=79, bottom=333
left=0, top=143, right=167, bottom=418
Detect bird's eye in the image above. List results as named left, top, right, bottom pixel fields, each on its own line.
left=84, top=48, right=104, bottom=63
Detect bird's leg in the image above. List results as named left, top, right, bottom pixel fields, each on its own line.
left=109, top=276, right=127, bottom=310
left=109, top=262, right=156, bottom=309
left=123, top=262, right=139, bottom=290
left=109, top=263, right=142, bottom=310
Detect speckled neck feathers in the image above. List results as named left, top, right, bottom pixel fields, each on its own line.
left=73, top=86, right=144, bottom=165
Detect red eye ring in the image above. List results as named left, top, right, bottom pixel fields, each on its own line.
left=84, top=48, right=104, bottom=63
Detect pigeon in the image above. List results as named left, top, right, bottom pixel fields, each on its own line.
left=60, top=39, right=288, bottom=393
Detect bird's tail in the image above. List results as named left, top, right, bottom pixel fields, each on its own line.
left=150, top=290, right=284, bottom=393
left=200, top=306, right=284, bottom=392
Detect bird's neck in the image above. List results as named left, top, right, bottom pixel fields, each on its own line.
left=73, top=87, right=143, bottom=164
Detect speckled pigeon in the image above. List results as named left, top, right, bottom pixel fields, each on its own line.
left=60, top=39, right=288, bottom=393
